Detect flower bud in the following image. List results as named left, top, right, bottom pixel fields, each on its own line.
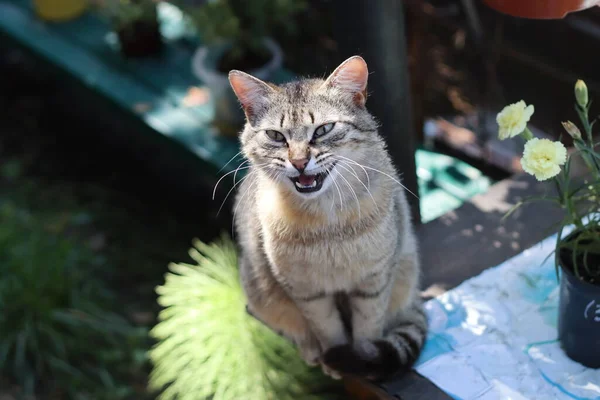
left=575, top=80, right=588, bottom=108
left=561, top=121, right=582, bottom=140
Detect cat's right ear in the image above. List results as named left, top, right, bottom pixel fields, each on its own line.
left=229, top=70, right=275, bottom=124
left=322, top=56, right=369, bottom=107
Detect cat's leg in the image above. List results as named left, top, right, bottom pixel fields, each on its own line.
left=240, top=257, right=322, bottom=366
left=317, top=267, right=393, bottom=379
left=292, top=294, right=350, bottom=379
left=348, top=269, right=392, bottom=341
left=293, top=294, right=349, bottom=350
left=323, top=257, right=426, bottom=380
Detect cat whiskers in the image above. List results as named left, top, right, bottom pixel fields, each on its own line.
left=332, top=167, right=361, bottom=220
left=326, top=167, right=344, bottom=213
left=335, top=161, right=379, bottom=216
left=335, top=155, right=419, bottom=199
left=212, top=159, right=251, bottom=200
left=216, top=150, right=244, bottom=174
left=217, top=173, right=250, bottom=216
left=216, top=162, right=270, bottom=216
left=342, top=156, right=370, bottom=189
left=231, top=175, right=258, bottom=238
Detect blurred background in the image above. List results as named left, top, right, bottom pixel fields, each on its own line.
left=1, top=0, right=599, bottom=398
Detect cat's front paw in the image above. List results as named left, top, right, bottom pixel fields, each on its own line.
left=320, top=363, right=342, bottom=380
left=295, top=333, right=322, bottom=367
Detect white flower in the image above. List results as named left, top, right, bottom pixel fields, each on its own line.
left=496, top=101, right=535, bottom=140
left=520, top=138, right=567, bottom=181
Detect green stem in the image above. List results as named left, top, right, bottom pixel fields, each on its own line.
left=568, top=198, right=585, bottom=230
left=577, top=104, right=594, bottom=147
left=522, top=127, right=534, bottom=141
left=553, top=176, right=564, bottom=206
left=580, top=147, right=600, bottom=180
left=574, top=104, right=600, bottom=193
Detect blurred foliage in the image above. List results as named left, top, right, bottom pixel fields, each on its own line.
left=149, top=236, right=342, bottom=400
left=0, top=163, right=149, bottom=399
left=92, top=0, right=158, bottom=29
left=0, top=57, right=226, bottom=399
left=271, top=0, right=339, bottom=76
left=178, top=0, right=306, bottom=69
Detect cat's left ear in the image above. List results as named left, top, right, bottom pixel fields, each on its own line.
left=229, top=70, right=275, bottom=124
left=322, top=56, right=369, bottom=107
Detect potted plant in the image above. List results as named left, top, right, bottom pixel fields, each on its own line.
left=483, top=0, right=600, bottom=19
left=96, top=0, right=163, bottom=58
left=181, top=0, right=305, bottom=136
left=497, top=80, right=600, bottom=368
left=33, top=0, right=87, bottom=22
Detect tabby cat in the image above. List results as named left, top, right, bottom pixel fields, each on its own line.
left=229, top=56, right=427, bottom=380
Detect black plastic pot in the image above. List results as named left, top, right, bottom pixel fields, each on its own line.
left=557, top=236, right=600, bottom=368
left=117, top=19, right=162, bottom=58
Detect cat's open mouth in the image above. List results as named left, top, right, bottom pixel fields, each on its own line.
left=290, top=172, right=327, bottom=193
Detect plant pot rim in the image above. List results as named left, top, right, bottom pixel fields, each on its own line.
left=558, top=228, right=600, bottom=291
left=483, top=0, right=600, bottom=19
left=116, top=19, right=161, bottom=35
left=191, top=37, right=283, bottom=85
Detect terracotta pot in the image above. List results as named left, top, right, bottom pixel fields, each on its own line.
left=483, top=0, right=600, bottom=19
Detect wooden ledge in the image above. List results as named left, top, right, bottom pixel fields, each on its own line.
left=418, top=172, right=564, bottom=293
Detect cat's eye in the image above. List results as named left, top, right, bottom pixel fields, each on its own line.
left=313, top=123, right=336, bottom=139
left=265, top=130, right=286, bottom=142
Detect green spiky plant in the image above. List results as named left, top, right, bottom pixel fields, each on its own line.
left=149, top=236, right=342, bottom=400
left=0, top=199, right=148, bottom=399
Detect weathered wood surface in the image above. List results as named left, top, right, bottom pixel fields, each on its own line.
left=418, top=172, right=564, bottom=294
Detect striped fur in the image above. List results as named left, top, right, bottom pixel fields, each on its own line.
left=230, top=56, right=427, bottom=381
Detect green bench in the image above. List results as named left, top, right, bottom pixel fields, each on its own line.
left=0, top=0, right=293, bottom=175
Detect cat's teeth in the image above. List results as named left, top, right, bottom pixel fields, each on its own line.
left=294, top=179, right=317, bottom=189
left=295, top=180, right=318, bottom=189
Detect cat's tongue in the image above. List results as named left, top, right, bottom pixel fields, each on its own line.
left=298, top=174, right=316, bottom=186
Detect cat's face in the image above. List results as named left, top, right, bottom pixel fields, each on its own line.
left=229, top=56, right=378, bottom=200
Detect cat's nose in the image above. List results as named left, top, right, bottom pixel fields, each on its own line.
left=290, top=158, right=309, bottom=173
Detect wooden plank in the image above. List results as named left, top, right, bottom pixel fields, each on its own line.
left=379, top=371, right=452, bottom=400
left=344, top=371, right=451, bottom=400
left=417, top=172, right=564, bottom=293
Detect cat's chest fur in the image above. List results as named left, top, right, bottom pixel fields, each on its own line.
left=256, top=186, right=397, bottom=294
